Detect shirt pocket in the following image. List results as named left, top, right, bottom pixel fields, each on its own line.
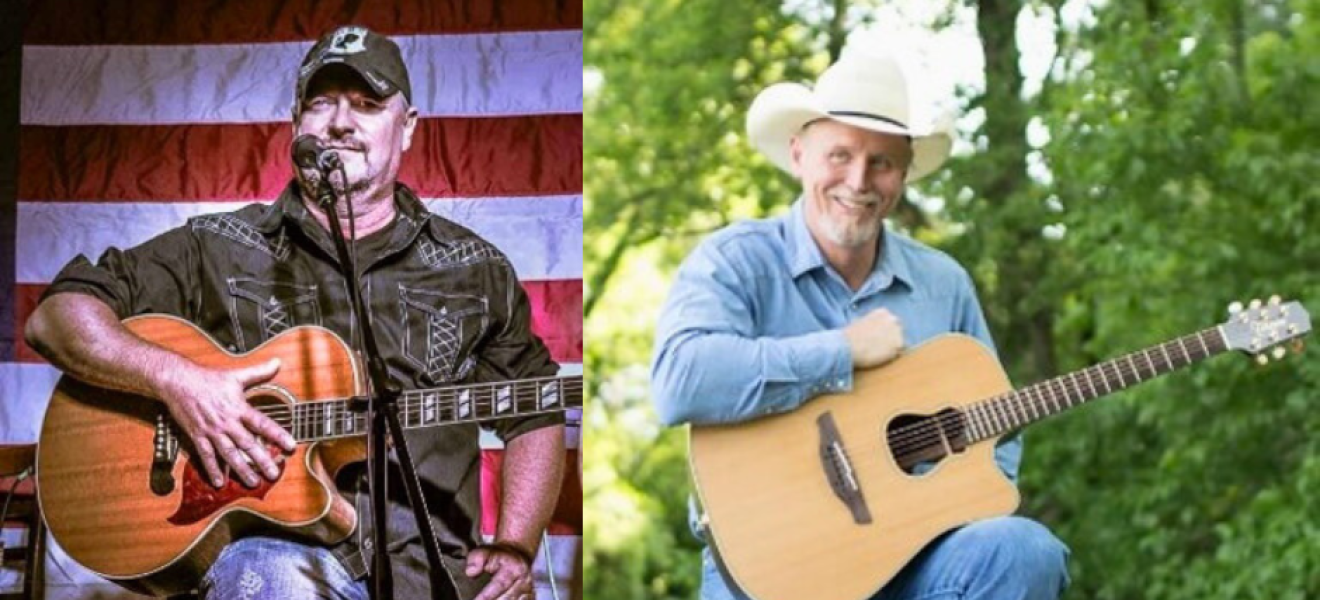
left=398, top=285, right=490, bottom=384
left=226, top=278, right=322, bottom=350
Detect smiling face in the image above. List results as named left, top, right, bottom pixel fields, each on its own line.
left=790, top=119, right=912, bottom=252
left=294, top=64, right=418, bottom=205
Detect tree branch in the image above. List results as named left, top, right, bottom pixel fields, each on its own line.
left=584, top=204, right=647, bottom=319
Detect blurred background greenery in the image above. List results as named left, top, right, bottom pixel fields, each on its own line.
left=582, top=0, right=1320, bottom=598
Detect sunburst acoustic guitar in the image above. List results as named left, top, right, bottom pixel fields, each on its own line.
left=36, top=314, right=582, bottom=596
left=689, top=298, right=1310, bottom=600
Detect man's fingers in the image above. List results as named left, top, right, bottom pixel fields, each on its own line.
left=213, top=435, right=259, bottom=487
left=233, top=428, right=281, bottom=481
left=473, top=561, right=518, bottom=600
left=465, top=548, right=489, bottom=577
left=243, top=408, right=296, bottom=454
left=193, top=437, right=225, bottom=488
left=234, top=357, right=281, bottom=387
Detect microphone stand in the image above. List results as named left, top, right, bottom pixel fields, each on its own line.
left=313, top=162, right=449, bottom=600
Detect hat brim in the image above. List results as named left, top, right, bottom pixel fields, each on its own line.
left=297, top=60, right=400, bottom=105
left=747, top=83, right=951, bottom=182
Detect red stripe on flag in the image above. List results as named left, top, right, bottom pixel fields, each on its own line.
left=24, top=0, right=582, bottom=45
left=18, top=115, right=582, bottom=202
left=480, top=448, right=582, bottom=537
left=15, top=280, right=582, bottom=364
left=523, top=280, right=583, bottom=365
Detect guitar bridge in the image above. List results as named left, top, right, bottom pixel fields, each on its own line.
left=150, top=412, right=179, bottom=496
left=816, top=411, right=872, bottom=525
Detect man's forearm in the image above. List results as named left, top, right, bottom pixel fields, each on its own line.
left=496, top=424, right=566, bottom=556
left=24, top=292, right=182, bottom=397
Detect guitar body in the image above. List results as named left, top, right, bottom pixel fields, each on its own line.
left=690, top=335, right=1020, bottom=600
left=37, top=315, right=366, bottom=596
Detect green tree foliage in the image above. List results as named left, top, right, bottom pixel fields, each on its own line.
left=585, top=0, right=1320, bottom=598
left=584, top=1, right=832, bottom=597
left=1022, top=0, right=1320, bottom=596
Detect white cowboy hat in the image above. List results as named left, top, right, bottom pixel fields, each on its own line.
left=747, top=53, right=952, bottom=182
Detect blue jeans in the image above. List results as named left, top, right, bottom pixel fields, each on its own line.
left=200, top=536, right=368, bottom=600
left=701, top=517, right=1070, bottom=600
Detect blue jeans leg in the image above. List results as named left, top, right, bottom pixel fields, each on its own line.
left=199, top=536, right=368, bottom=600
left=700, top=516, right=1068, bottom=600
left=875, top=516, right=1071, bottom=600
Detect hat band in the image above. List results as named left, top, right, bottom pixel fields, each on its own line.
left=828, top=110, right=908, bottom=130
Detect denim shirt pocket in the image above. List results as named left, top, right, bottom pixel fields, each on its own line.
left=226, top=278, right=322, bottom=350
left=398, top=285, right=490, bottom=384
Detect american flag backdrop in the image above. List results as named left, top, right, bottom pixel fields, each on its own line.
left=0, top=2, right=582, bottom=598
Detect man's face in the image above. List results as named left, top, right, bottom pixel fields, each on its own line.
left=294, top=65, right=417, bottom=202
left=790, top=119, right=912, bottom=250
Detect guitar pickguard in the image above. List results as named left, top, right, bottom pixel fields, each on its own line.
left=167, top=445, right=285, bottom=525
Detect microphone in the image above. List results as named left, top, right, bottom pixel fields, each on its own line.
left=291, top=134, right=342, bottom=172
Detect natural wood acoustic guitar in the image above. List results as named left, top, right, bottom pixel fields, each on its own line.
left=689, top=298, right=1310, bottom=600
left=35, top=314, right=582, bottom=596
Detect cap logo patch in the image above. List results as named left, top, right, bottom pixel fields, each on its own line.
left=328, top=26, right=368, bottom=55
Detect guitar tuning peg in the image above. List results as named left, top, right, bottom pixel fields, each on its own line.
left=1249, top=298, right=1262, bottom=310
left=1228, top=301, right=1244, bottom=315
left=1256, top=354, right=1270, bottom=366
left=1269, top=295, right=1281, bottom=306
left=1272, top=346, right=1287, bottom=360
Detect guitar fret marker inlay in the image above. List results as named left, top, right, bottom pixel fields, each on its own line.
left=458, top=390, right=472, bottom=419
left=539, top=382, right=561, bottom=409
left=496, top=386, right=513, bottom=414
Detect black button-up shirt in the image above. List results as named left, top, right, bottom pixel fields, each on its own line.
left=44, top=181, right=563, bottom=598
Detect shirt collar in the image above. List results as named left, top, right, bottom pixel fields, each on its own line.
left=785, top=197, right=915, bottom=292
left=866, top=225, right=914, bottom=293
left=259, top=180, right=429, bottom=240
left=786, top=199, right=829, bottom=278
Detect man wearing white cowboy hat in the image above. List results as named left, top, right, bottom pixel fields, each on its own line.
left=651, top=53, right=1070, bottom=599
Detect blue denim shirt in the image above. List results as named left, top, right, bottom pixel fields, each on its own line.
left=652, top=199, right=1022, bottom=505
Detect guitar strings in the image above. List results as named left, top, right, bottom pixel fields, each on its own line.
left=243, top=381, right=585, bottom=440
left=879, top=340, right=1211, bottom=461
left=885, top=352, right=1178, bottom=457
left=885, top=330, right=1217, bottom=457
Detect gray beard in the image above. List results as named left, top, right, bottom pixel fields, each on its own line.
left=820, top=216, right=882, bottom=248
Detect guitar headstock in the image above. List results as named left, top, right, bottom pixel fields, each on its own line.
left=1220, top=296, right=1312, bottom=364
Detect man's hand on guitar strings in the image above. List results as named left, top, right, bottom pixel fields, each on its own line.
left=151, top=356, right=296, bottom=488
left=843, top=307, right=906, bottom=369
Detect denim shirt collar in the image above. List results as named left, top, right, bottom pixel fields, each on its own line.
left=785, top=197, right=914, bottom=294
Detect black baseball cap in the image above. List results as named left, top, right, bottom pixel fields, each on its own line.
left=296, top=26, right=412, bottom=107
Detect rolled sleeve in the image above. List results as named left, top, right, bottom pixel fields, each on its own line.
left=42, top=227, right=200, bottom=319
left=480, top=260, right=565, bottom=442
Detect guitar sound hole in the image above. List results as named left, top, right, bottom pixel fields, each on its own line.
left=886, top=408, right=968, bottom=474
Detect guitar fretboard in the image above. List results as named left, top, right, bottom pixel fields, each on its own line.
left=284, top=375, right=583, bottom=442
left=963, top=328, right=1227, bottom=442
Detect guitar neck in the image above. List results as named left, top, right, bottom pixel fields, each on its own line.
left=963, top=327, right=1228, bottom=442
left=289, top=375, right=583, bottom=442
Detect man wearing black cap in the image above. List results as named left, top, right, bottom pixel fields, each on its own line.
left=26, top=26, right=564, bottom=600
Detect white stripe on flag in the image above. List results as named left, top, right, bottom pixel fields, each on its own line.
left=21, top=30, right=583, bottom=125
left=534, top=535, right=582, bottom=600
left=17, top=196, right=582, bottom=283
left=0, top=363, right=63, bottom=442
